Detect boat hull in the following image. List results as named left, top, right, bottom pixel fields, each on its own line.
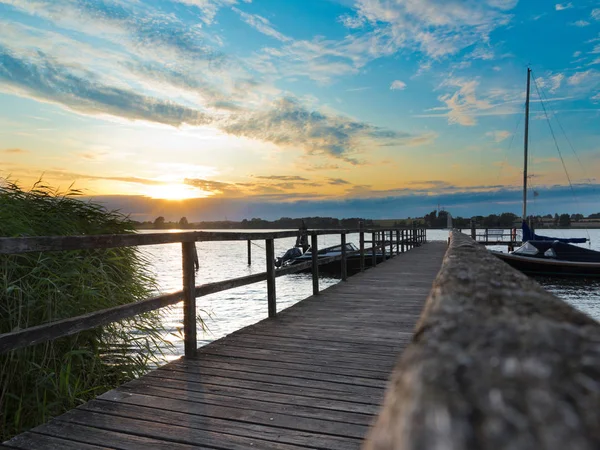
left=286, top=254, right=387, bottom=276
left=491, top=251, right=600, bottom=277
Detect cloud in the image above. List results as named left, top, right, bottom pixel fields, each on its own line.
left=390, top=80, right=407, bottom=90
left=255, top=175, right=309, bottom=181
left=183, top=178, right=241, bottom=194
left=572, top=20, right=590, bottom=27
left=435, top=77, right=494, bottom=126
left=2, top=148, right=28, bottom=154
left=0, top=47, right=212, bottom=127
left=567, top=69, right=599, bottom=86
left=170, top=0, right=251, bottom=25
left=232, top=7, right=292, bottom=42
left=574, top=51, right=582, bottom=57
left=341, top=0, right=517, bottom=60
left=592, top=9, right=600, bottom=21
left=486, top=130, right=511, bottom=142
left=347, top=86, right=372, bottom=92
left=221, top=97, right=434, bottom=162
left=555, top=3, right=573, bottom=11
left=327, top=178, right=351, bottom=185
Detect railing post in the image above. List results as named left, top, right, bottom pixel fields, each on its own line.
left=266, top=238, right=276, bottom=318
left=341, top=233, right=347, bottom=281
left=471, top=220, right=476, bottom=240
left=389, top=230, right=393, bottom=257
left=401, top=229, right=405, bottom=253
left=311, top=233, right=319, bottom=295
left=396, top=229, right=400, bottom=254
left=182, top=241, right=197, bottom=358
left=372, top=232, right=377, bottom=267
left=247, top=240, right=251, bottom=265
left=359, top=226, right=365, bottom=272
left=381, top=231, right=386, bottom=262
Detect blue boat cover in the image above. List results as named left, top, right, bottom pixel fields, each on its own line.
left=522, top=221, right=587, bottom=244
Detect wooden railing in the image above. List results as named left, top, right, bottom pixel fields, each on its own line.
left=365, top=230, right=600, bottom=450
left=0, top=227, right=426, bottom=357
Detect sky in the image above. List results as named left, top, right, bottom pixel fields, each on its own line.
left=1, top=0, right=600, bottom=221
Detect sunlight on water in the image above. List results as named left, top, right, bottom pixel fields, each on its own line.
left=427, top=229, right=600, bottom=322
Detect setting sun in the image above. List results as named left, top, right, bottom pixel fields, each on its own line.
left=144, top=183, right=209, bottom=200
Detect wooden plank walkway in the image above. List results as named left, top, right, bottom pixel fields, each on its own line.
left=5, top=242, right=447, bottom=450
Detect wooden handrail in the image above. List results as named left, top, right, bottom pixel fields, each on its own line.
left=0, top=227, right=427, bottom=355
left=364, top=230, right=599, bottom=450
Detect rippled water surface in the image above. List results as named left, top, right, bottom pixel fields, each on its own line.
left=427, top=229, right=600, bottom=321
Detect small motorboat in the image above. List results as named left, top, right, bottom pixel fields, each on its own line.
left=276, top=242, right=386, bottom=275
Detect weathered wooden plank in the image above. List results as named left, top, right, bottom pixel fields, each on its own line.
left=147, top=367, right=385, bottom=403
left=365, top=232, right=600, bottom=450
left=79, top=399, right=360, bottom=450
left=56, top=409, right=308, bottom=450
left=181, top=354, right=394, bottom=381
left=119, top=379, right=375, bottom=425
left=3, top=432, right=109, bottom=450
left=98, top=389, right=369, bottom=439
left=136, top=373, right=383, bottom=413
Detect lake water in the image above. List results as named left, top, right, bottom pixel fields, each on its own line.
left=143, top=228, right=600, bottom=360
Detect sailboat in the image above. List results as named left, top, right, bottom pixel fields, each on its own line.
left=491, top=68, right=600, bottom=277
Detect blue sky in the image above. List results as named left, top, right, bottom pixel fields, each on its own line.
left=1, top=0, right=600, bottom=220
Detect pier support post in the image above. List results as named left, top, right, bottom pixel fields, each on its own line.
left=182, top=241, right=197, bottom=358
left=266, top=238, right=276, bottom=318
left=341, top=233, right=347, bottom=281
left=311, top=234, right=319, bottom=295
left=401, top=229, right=405, bottom=253
left=359, top=226, right=365, bottom=272
left=372, top=232, right=377, bottom=267
left=247, top=240, right=251, bottom=265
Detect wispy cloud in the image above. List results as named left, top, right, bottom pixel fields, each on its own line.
left=572, top=20, right=590, bottom=27
left=2, top=148, right=28, bottom=154
left=255, top=175, right=309, bottom=181
left=486, top=130, right=512, bottom=142
left=555, top=3, right=573, bottom=11
left=232, top=7, right=292, bottom=42
left=390, top=80, right=407, bottom=90
left=327, top=178, right=351, bottom=185
left=221, top=97, right=435, bottom=163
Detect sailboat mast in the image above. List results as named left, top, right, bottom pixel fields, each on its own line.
left=522, top=67, right=531, bottom=220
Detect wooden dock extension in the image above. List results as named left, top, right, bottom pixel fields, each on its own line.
left=5, top=242, right=447, bottom=450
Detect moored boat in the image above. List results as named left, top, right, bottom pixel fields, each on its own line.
left=490, top=68, right=600, bottom=277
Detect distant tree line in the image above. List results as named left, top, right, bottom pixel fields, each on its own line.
left=134, top=216, right=378, bottom=230
left=133, top=211, right=600, bottom=230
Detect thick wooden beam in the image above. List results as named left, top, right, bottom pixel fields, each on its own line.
left=372, top=232, right=377, bottom=267
left=341, top=233, right=347, bottom=281
left=311, top=234, right=319, bottom=295
left=365, top=231, right=600, bottom=450
left=182, top=242, right=197, bottom=358
left=266, top=239, right=276, bottom=318
left=247, top=240, right=251, bottom=265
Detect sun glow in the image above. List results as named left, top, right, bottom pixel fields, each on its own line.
left=145, top=183, right=208, bottom=200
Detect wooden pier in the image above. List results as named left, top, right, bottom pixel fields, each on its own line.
left=4, top=242, right=446, bottom=449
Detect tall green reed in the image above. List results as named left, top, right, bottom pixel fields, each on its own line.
left=0, top=181, right=171, bottom=440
